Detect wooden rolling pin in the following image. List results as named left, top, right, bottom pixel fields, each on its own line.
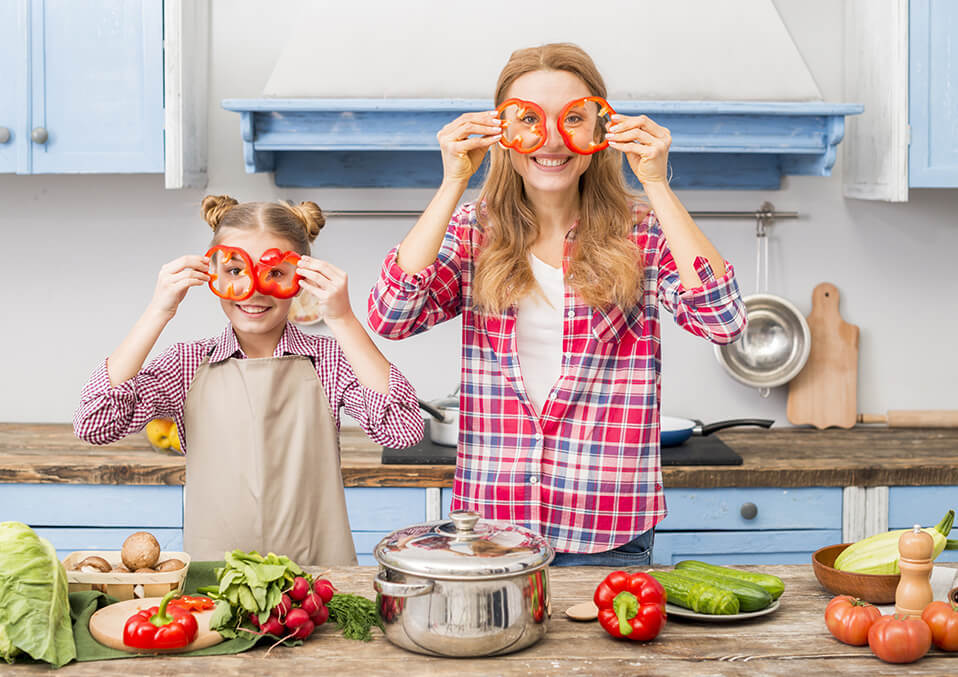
left=857, top=410, right=958, bottom=427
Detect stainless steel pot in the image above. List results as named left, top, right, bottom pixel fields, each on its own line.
left=418, top=390, right=459, bottom=447
left=373, top=510, right=554, bottom=657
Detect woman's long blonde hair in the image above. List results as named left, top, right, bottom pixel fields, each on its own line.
left=473, top=43, right=643, bottom=314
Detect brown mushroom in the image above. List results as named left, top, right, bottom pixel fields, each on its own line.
left=134, top=567, right=157, bottom=573
left=120, top=531, right=161, bottom=570
left=112, top=565, right=131, bottom=573
left=155, top=558, right=186, bottom=572
left=75, top=556, right=111, bottom=573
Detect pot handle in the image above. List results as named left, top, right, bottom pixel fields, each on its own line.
left=699, top=419, right=774, bottom=436
left=418, top=399, right=446, bottom=423
left=373, top=572, right=434, bottom=598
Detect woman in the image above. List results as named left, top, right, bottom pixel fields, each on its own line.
left=368, top=43, right=746, bottom=565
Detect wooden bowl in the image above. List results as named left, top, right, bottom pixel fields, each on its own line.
left=812, top=543, right=899, bottom=604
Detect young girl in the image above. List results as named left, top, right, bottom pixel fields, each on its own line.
left=368, top=44, right=747, bottom=566
left=75, top=195, right=423, bottom=565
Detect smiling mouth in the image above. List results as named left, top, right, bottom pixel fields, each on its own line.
left=236, top=304, right=271, bottom=316
left=532, top=156, right=571, bottom=168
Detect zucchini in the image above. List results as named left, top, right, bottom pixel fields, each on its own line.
left=674, top=560, right=785, bottom=601
left=649, top=570, right=740, bottom=615
left=833, top=509, right=954, bottom=575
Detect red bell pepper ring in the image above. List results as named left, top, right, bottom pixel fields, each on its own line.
left=254, top=247, right=302, bottom=299
left=558, top=96, right=617, bottom=155
left=206, top=245, right=255, bottom=301
left=123, top=590, right=200, bottom=650
left=594, top=570, right=666, bottom=641
left=496, top=98, right=547, bottom=154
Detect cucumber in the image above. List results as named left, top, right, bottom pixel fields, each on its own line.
left=673, top=569, right=771, bottom=611
left=649, top=570, right=740, bottom=615
left=675, top=560, right=785, bottom=600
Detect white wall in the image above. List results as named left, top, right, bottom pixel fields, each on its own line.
left=1, top=0, right=956, bottom=425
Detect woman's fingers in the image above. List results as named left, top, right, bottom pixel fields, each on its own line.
left=609, top=140, right=658, bottom=156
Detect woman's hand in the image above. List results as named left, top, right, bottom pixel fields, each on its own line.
left=148, top=255, right=210, bottom=318
left=606, top=114, right=672, bottom=186
left=437, top=111, right=503, bottom=186
left=296, top=257, right=352, bottom=321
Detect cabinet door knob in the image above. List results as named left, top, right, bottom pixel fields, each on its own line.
left=740, top=502, right=758, bottom=520
left=0, top=127, right=9, bottom=144
left=31, top=127, right=48, bottom=144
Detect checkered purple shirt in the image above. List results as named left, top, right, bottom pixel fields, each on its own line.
left=368, top=202, right=746, bottom=553
left=74, top=322, right=423, bottom=452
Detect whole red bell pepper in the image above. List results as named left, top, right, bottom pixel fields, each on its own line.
left=123, top=590, right=199, bottom=650
left=594, top=571, right=666, bottom=641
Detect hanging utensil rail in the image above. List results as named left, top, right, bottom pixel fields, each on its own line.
left=323, top=203, right=799, bottom=220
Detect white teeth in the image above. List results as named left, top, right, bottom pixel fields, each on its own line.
left=534, top=157, right=569, bottom=167
left=238, top=306, right=268, bottom=314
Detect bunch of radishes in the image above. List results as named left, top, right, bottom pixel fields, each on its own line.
left=249, top=576, right=336, bottom=641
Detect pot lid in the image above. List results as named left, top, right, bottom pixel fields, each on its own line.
left=373, top=510, right=554, bottom=579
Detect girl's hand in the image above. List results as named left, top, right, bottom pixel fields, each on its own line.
left=437, top=111, right=503, bottom=185
left=296, top=257, right=352, bottom=321
left=606, top=114, right=672, bottom=186
left=148, top=255, right=210, bottom=318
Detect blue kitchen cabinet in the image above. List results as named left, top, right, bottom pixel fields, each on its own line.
left=888, top=486, right=958, bottom=563
left=1, top=0, right=163, bottom=175
left=910, top=0, right=958, bottom=187
left=446, top=486, right=842, bottom=565
left=0, top=483, right=184, bottom=559
left=1, top=484, right=428, bottom=565
left=0, top=1, right=26, bottom=172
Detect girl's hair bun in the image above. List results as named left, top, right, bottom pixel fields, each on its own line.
left=287, top=201, right=325, bottom=241
left=202, top=194, right=239, bottom=230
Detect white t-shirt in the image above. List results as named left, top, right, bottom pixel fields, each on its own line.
left=516, top=253, right=565, bottom=415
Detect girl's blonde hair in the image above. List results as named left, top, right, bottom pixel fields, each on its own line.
left=474, top=43, right=642, bottom=313
left=201, top=195, right=325, bottom=255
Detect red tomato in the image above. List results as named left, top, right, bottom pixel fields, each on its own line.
left=867, top=614, right=932, bottom=664
left=824, top=595, right=881, bottom=646
left=921, top=601, right=958, bottom=651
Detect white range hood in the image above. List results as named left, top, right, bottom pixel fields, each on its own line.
left=224, top=0, right=862, bottom=189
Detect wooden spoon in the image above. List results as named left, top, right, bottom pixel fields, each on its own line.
left=564, top=600, right=598, bottom=622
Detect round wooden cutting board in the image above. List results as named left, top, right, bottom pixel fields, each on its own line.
left=89, top=597, right=224, bottom=653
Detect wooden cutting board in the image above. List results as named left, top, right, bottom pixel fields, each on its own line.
left=89, top=597, right=224, bottom=653
left=787, top=282, right=859, bottom=429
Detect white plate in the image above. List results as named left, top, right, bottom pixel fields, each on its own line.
left=666, top=598, right=780, bottom=622
left=288, top=292, right=324, bottom=325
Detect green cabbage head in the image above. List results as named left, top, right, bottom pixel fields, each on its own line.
left=0, top=522, right=76, bottom=667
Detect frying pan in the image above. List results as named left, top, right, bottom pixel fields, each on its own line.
left=661, top=416, right=774, bottom=447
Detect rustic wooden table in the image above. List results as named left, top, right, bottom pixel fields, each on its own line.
left=7, top=565, right=958, bottom=675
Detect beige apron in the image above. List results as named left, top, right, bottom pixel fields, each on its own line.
left=182, top=354, right=357, bottom=566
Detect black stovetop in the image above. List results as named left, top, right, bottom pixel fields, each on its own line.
left=381, top=422, right=743, bottom=466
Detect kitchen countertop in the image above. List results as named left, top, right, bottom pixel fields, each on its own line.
left=1, top=423, right=957, bottom=488
left=6, top=564, right=958, bottom=676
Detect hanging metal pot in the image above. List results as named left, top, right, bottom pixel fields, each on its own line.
left=715, top=206, right=810, bottom=397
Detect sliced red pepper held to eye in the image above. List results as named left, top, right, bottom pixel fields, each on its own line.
left=496, top=98, right=547, bottom=154
left=122, top=590, right=199, bottom=650
left=254, top=248, right=302, bottom=299
left=206, top=245, right=255, bottom=301
left=558, top=96, right=616, bottom=155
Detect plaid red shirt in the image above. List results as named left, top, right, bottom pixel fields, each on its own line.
left=368, top=202, right=746, bottom=553
left=74, top=322, right=423, bottom=453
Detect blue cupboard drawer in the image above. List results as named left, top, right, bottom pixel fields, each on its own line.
left=0, top=484, right=183, bottom=527
left=652, top=529, right=842, bottom=566
left=888, top=486, right=958, bottom=563
left=33, top=527, right=183, bottom=560
left=659, top=487, right=842, bottom=531
left=345, top=487, right=426, bottom=531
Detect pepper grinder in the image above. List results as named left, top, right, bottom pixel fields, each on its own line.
left=895, top=524, right=934, bottom=618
